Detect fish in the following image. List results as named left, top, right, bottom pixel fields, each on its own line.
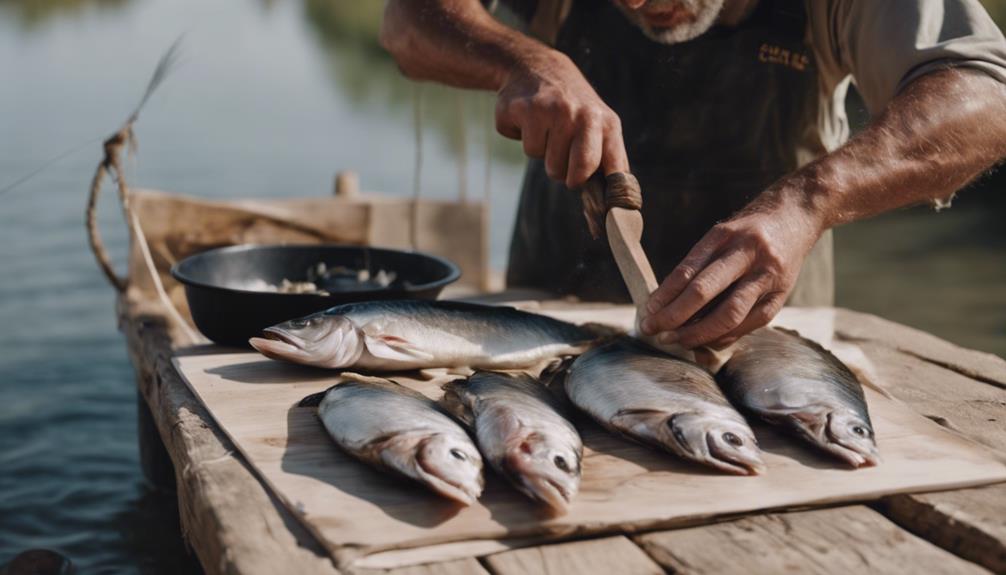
left=251, top=300, right=605, bottom=371
left=299, top=378, right=484, bottom=505
left=716, top=327, right=880, bottom=468
left=564, top=338, right=766, bottom=475
left=441, top=371, right=582, bottom=514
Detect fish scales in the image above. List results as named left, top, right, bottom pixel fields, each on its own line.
left=717, top=327, right=879, bottom=467
left=306, top=379, right=484, bottom=505
left=565, top=338, right=765, bottom=475
left=441, top=371, right=582, bottom=514
left=251, top=300, right=600, bottom=371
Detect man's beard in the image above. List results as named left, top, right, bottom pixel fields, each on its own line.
left=616, top=0, right=726, bottom=45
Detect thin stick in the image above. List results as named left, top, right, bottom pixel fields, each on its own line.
left=86, top=36, right=184, bottom=292
left=455, top=91, right=468, bottom=203
left=411, top=82, right=423, bottom=252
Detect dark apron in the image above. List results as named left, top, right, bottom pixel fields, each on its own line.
left=506, top=0, right=834, bottom=305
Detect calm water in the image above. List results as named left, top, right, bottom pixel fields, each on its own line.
left=1, top=1, right=1003, bottom=572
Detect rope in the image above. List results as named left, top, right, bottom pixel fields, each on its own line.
left=579, top=171, right=643, bottom=239
left=86, top=129, right=133, bottom=292
left=86, top=38, right=184, bottom=293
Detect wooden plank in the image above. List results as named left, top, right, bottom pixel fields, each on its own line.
left=123, top=293, right=1006, bottom=574
left=620, top=307, right=1006, bottom=575
left=835, top=308, right=1006, bottom=390
left=483, top=536, right=662, bottom=575
left=120, top=296, right=339, bottom=575
left=845, top=343, right=1006, bottom=454
left=879, top=487, right=1006, bottom=575
left=634, top=507, right=990, bottom=574
left=361, top=558, right=490, bottom=575
left=832, top=316, right=1006, bottom=573
left=172, top=306, right=1006, bottom=569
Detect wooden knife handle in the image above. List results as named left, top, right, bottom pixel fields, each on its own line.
left=591, top=172, right=695, bottom=360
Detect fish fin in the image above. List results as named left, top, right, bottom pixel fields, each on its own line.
left=340, top=371, right=398, bottom=386
left=439, top=379, right=476, bottom=427
left=536, top=358, right=579, bottom=413
left=297, top=385, right=339, bottom=407
left=363, top=334, right=435, bottom=362
left=540, top=356, right=575, bottom=388
left=579, top=322, right=625, bottom=341
left=608, top=407, right=676, bottom=446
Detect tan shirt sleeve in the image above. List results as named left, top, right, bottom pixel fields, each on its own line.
left=810, top=0, right=1006, bottom=115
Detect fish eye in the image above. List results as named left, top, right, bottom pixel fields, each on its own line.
left=289, top=318, right=309, bottom=329
left=852, top=425, right=868, bottom=437
left=449, top=448, right=467, bottom=461
left=553, top=455, right=570, bottom=472
left=723, top=432, right=744, bottom=447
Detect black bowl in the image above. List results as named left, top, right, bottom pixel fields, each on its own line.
left=171, top=244, right=460, bottom=346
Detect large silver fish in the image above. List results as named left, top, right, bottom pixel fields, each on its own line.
left=299, top=379, right=484, bottom=505
left=441, top=371, right=582, bottom=514
left=565, top=338, right=766, bottom=475
left=717, top=327, right=880, bottom=468
left=251, top=300, right=602, bottom=371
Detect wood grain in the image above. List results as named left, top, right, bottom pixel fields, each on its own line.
left=836, top=309, right=1006, bottom=390
left=879, top=486, right=1006, bottom=574
left=834, top=313, right=1006, bottom=573
left=484, top=536, right=662, bottom=575
left=634, top=507, right=990, bottom=574
left=121, top=296, right=340, bottom=575
left=172, top=306, right=1006, bottom=570
left=605, top=208, right=692, bottom=360
left=361, top=558, right=490, bottom=575
left=605, top=208, right=657, bottom=311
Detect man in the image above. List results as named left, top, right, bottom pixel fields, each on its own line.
left=381, top=0, right=1006, bottom=348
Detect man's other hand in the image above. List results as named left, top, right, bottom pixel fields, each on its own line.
left=495, top=52, right=630, bottom=188
left=640, top=189, right=824, bottom=349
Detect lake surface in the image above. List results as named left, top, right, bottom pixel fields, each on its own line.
left=1, top=1, right=1003, bottom=572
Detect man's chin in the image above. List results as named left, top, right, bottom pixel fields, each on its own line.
left=620, top=0, right=725, bottom=46
left=639, top=23, right=710, bottom=44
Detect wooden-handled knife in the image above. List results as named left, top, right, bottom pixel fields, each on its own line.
left=582, top=173, right=693, bottom=360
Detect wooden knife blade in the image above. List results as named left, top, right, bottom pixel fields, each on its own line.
left=588, top=173, right=693, bottom=360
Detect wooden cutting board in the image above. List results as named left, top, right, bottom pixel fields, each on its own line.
left=172, top=306, right=1006, bottom=570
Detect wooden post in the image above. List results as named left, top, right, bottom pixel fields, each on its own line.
left=137, top=390, right=176, bottom=493
left=334, top=171, right=359, bottom=197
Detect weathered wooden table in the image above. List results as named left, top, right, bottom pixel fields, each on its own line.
left=120, top=294, right=1006, bottom=575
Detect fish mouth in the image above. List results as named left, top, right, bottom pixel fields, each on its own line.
left=262, top=327, right=297, bottom=345
left=706, top=434, right=767, bottom=476
left=821, top=443, right=880, bottom=468
left=249, top=328, right=306, bottom=361
left=519, top=475, right=572, bottom=515
left=822, top=414, right=881, bottom=468
left=415, top=450, right=482, bottom=506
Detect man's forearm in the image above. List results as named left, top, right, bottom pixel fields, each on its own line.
left=642, top=68, right=1006, bottom=347
left=381, top=0, right=552, bottom=91
left=381, top=0, right=630, bottom=187
left=781, top=69, right=1006, bottom=229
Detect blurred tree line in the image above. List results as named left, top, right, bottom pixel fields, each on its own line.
left=5, top=0, right=1006, bottom=202
left=0, top=0, right=128, bottom=27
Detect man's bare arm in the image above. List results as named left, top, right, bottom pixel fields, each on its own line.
left=802, top=70, right=1006, bottom=226
left=642, top=69, right=1006, bottom=348
left=381, top=0, right=629, bottom=187
left=381, top=0, right=538, bottom=90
